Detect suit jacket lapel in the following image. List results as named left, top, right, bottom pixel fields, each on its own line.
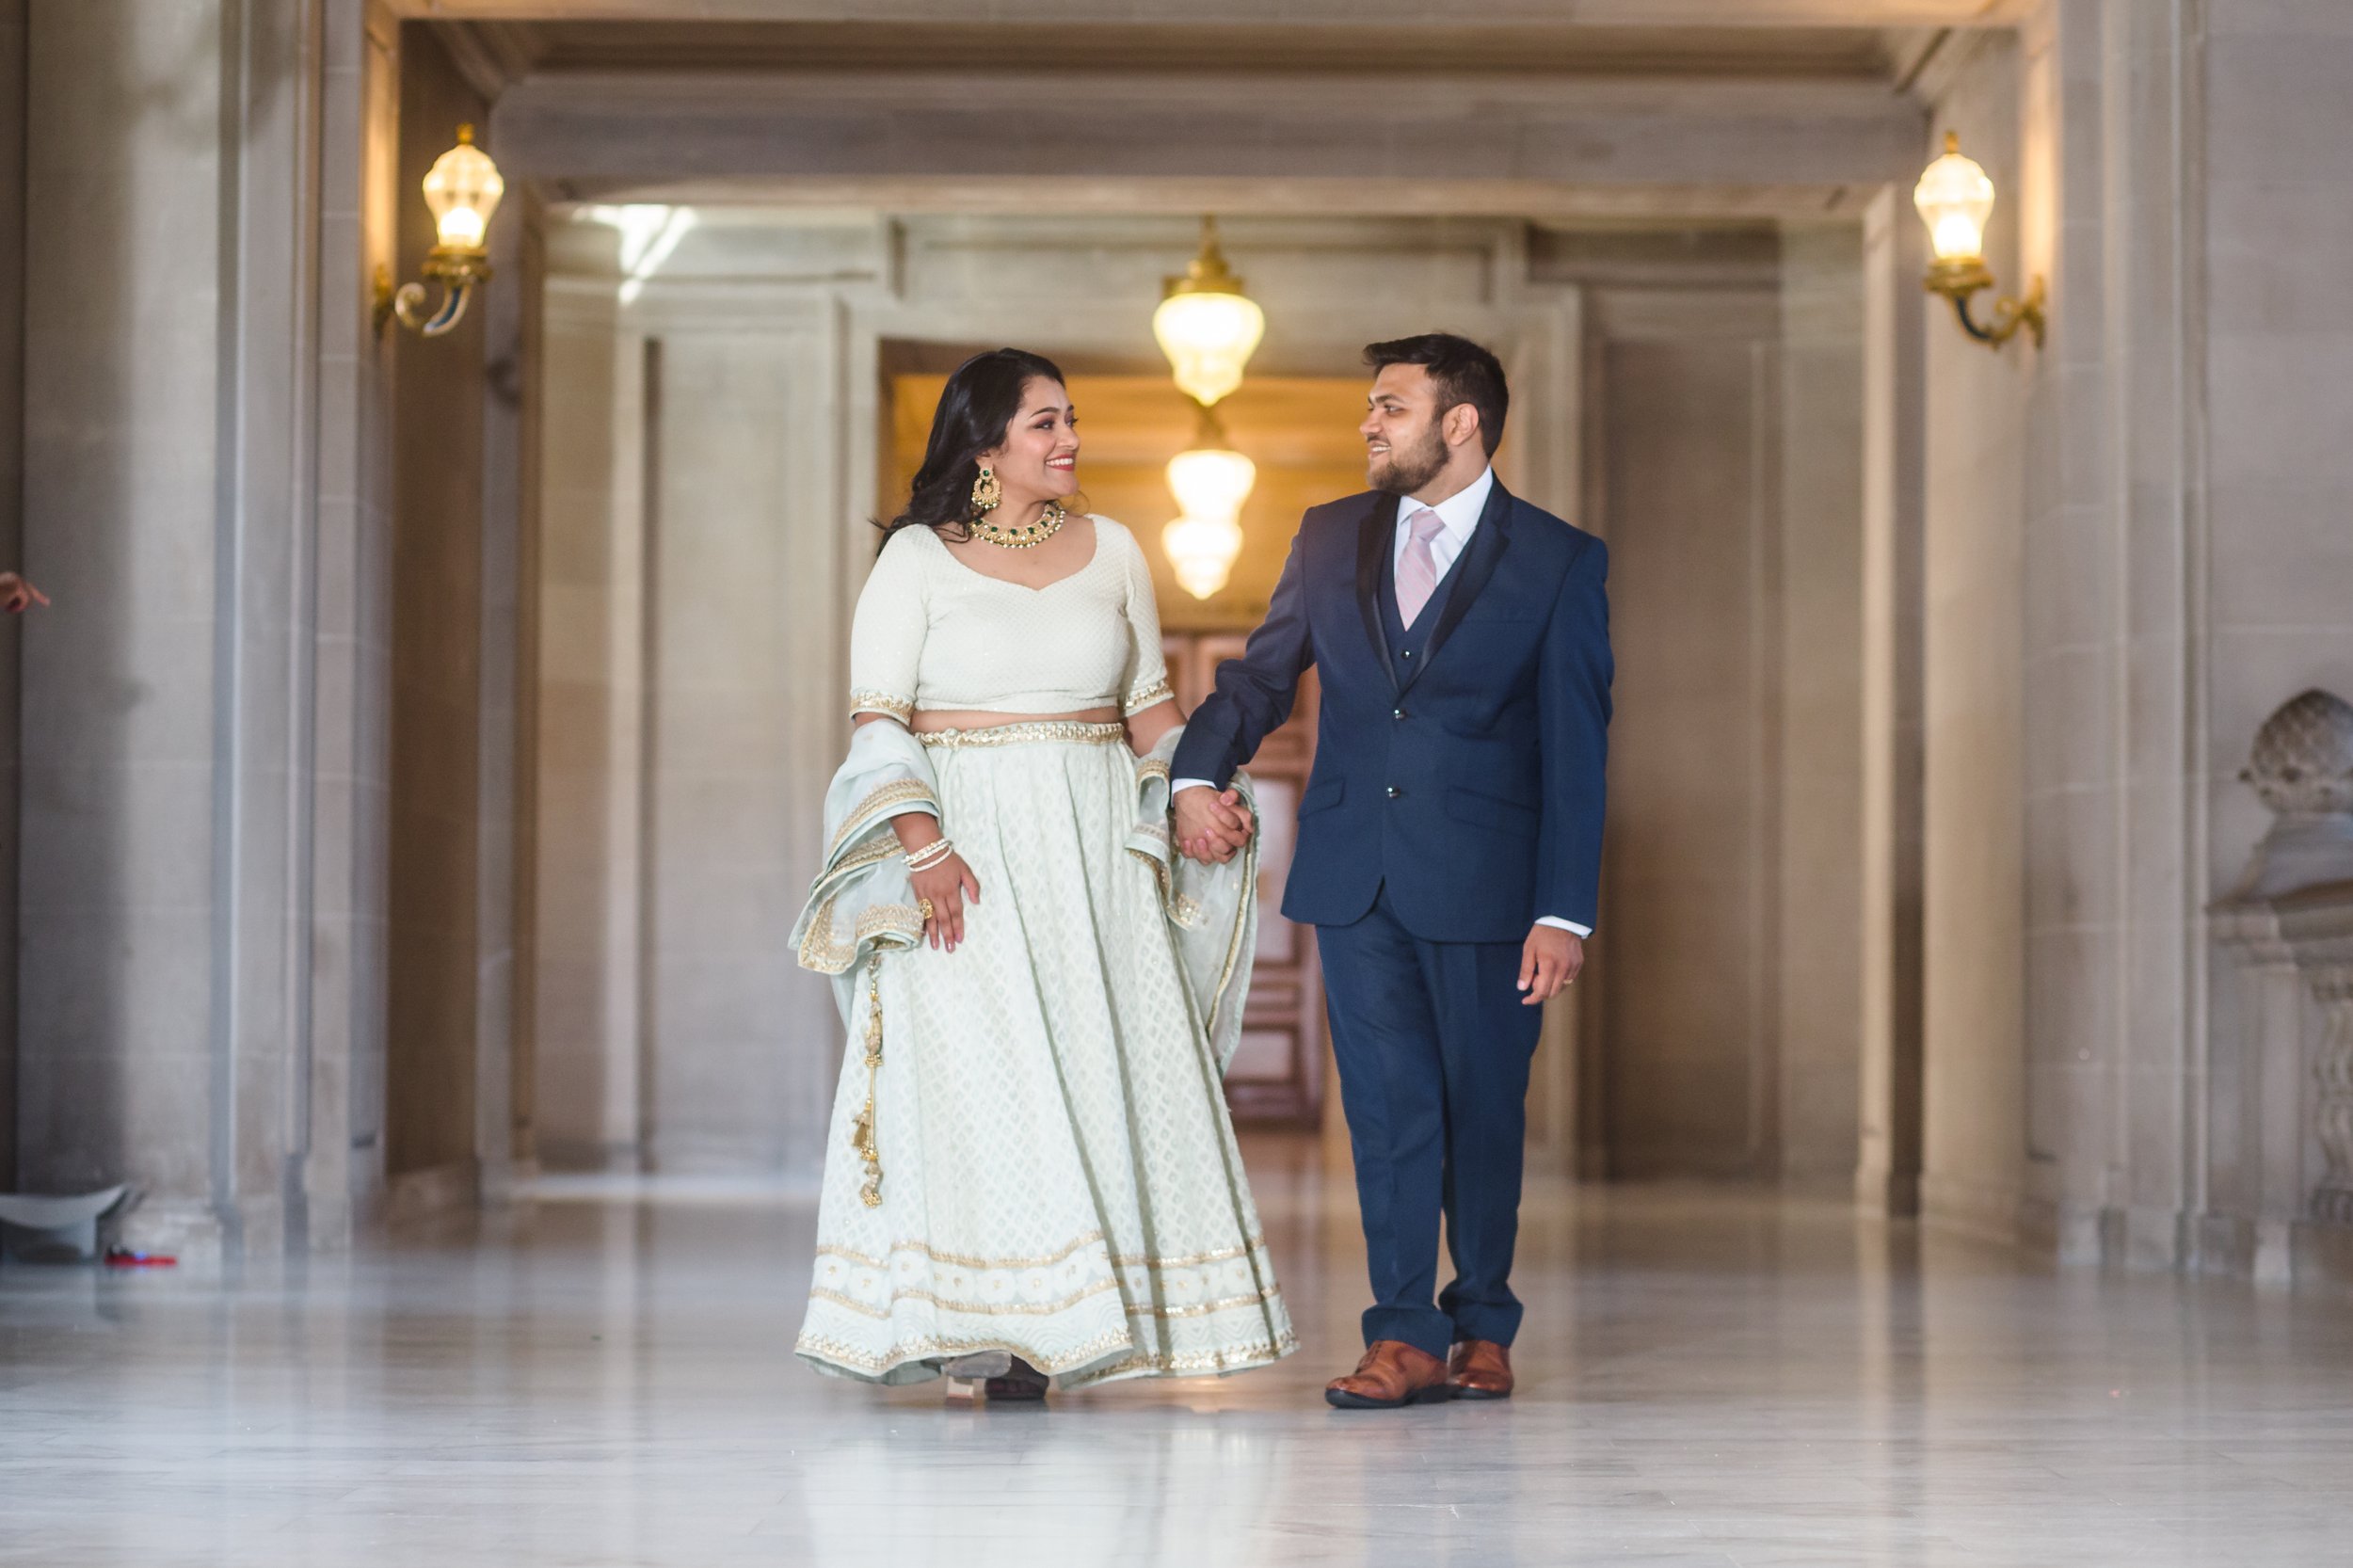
left=1355, top=492, right=1400, bottom=690
left=1401, top=478, right=1516, bottom=694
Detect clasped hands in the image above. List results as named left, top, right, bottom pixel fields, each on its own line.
left=1173, top=785, right=1254, bottom=866
left=1172, top=784, right=1581, bottom=1005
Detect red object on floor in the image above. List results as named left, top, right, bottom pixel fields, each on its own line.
left=102, top=1248, right=176, bottom=1268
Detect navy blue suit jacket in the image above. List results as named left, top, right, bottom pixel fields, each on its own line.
left=1172, top=481, right=1612, bottom=945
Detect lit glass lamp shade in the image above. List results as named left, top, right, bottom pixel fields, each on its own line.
left=1163, top=515, right=1247, bottom=600
left=1165, top=445, right=1257, bottom=524
left=1913, top=131, right=1995, bottom=264
left=1153, top=291, right=1265, bottom=408
left=424, top=124, right=504, bottom=252
left=1153, top=219, right=1264, bottom=408
left=1161, top=442, right=1257, bottom=600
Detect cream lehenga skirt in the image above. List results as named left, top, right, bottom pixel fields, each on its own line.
left=792, top=723, right=1296, bottom=1388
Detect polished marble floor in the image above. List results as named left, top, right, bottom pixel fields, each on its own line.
left=8, top=1138, right=2353, bottom=1566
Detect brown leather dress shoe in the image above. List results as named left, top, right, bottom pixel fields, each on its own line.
left=1324, top=1340, right=1454, bottom=1409
left=1446, top=1339, right=1513, bottom=1400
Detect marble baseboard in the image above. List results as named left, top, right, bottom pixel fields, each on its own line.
left=1852, top=1161, right=1921, bottom=1217
left=1920, top=1170, right=2025, bottom=1247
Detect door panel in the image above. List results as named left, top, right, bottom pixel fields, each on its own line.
left=1166, top=633, right=1324, bottom=1128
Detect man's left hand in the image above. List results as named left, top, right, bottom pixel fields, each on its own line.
left=1517, top=925, right=1583, bottom=1005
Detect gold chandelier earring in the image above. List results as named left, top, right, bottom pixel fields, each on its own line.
left=969, top=463, right=1002, bottom=518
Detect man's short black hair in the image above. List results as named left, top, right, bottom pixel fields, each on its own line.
left=1363, top=333, right=1509, bottom=457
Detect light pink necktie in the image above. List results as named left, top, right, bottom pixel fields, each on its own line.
left=1396, top=507, right=1447, bottom=628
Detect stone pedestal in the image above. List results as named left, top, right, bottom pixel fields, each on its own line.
left=2210, top=691, right=2353, bottom=1288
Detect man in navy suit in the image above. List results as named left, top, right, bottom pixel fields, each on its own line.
left=1171, top=333, right=1611, bottom=1409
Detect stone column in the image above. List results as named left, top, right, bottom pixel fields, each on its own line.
left=530, top=264, right=650, bottom=1171
left=1775, top=221, right=1866, bottom=1186
left=0, top=0, right=26, bottom=1190
left=641, top=313, right=844, bottom=1175
left=16, top=0, right=331, bottom=1259
left=1855, top=181, right=1927, bottom=1217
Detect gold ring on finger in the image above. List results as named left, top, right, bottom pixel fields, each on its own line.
left=918, top=897, right=936, bottom=921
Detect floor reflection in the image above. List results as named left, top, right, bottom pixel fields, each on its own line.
left=6, top=1136, right=2353, bottom=1565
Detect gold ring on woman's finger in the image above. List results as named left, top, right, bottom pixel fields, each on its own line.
left=918, top=897, right=936, bottom=921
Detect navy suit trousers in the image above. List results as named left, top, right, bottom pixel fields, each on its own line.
left=1316, top=886, right=1544, bottom=1359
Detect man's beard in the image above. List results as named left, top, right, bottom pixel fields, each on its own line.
left=1368, top=421, right=1449, bottom=496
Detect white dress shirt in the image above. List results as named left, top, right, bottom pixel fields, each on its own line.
left=1175, top=465, right=1592, bottom=939
left=1392, top=462, right=1494, bottom=588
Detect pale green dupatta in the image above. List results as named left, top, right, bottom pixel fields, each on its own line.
left=791, top=721, right=1258, bottom=1065
left=1126, top=728, right=1260, bottom=1077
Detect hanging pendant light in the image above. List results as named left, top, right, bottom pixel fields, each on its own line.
left=1161, top=405, right=1257, bottom=600
left=1152, top=216, right=1265, bottom=408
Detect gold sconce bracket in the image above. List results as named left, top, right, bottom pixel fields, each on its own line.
left=1925, top=263, right=2046, bottom=351
left=374, top=248, right=494, bottom=339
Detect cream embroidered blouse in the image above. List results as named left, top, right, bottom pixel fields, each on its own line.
left=849, top=516, right=1174, bottom=724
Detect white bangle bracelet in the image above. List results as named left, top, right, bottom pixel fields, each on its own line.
left=904, top=838, right=955, bottom=872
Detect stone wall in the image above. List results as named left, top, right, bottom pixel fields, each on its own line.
left=1587, top=247, right=1786, bottom=1178
left=2198, top=2, right=2353, bottom=1276
left=1545, top=226, right=1869, bottom=1183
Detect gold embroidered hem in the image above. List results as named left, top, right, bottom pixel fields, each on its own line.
left=828, top=777, right=933, bottom=858
left=1060, top=1329, right=1305, bottom=1389
left=808, top=1277, right=1125, bottom=1320
left=850, top=690, right=913, bottom=722
left=797, top=731, right=1291, bottom=1389
left=1122, top=676, right=1175, bottom=716
left=796, top=1328, right=1138, bottom=1383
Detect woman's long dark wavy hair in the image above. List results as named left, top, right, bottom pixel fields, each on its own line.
left=876, top=347, right=1070, bottom=554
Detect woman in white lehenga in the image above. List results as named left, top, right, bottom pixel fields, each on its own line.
left=791, top=348, right=1296, bottom=1399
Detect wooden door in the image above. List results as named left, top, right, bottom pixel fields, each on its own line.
left=1164, top=633, right=1325, bottom=1128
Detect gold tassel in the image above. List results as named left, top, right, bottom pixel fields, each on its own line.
left=851, top=953, right=886, bottom=1207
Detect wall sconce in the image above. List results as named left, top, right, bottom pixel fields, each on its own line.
left=1153, top=216, right=1265, bottom=408
left=373, top=124, right=505, bottom=338
left=1914, top=131, right=2045, bottom=350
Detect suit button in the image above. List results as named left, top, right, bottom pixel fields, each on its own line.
left=1401, top=649, right=1415, bottom=660
left=1386, top=786, right=1402, bottom=800
left=1392, top=707, right=1405, bottom=720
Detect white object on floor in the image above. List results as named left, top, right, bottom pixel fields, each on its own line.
left=0, top=1184, right=128, bottom=1262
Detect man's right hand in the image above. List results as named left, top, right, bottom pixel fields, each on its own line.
left=1173, top=785, right=1254, bottom=864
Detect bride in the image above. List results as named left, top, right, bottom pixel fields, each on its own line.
left=791, top=347, right=1296, bottom=1399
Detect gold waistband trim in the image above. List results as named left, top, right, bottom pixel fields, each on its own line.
left=918, top=721, right=1128, bottom=749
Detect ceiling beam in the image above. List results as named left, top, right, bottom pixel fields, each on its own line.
left=548, top=175, right=1883, bottom=223
left=491, top=69, right=1929, bottom=197
left=392, top=1, right=2025, bottom=24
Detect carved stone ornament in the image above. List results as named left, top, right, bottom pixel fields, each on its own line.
left=2230, top=689, right=2353, bottom=902
left=2244, top=689, right=2353, bottom=815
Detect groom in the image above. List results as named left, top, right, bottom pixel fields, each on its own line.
left=1172, top=333, right=1611, bottom=1409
